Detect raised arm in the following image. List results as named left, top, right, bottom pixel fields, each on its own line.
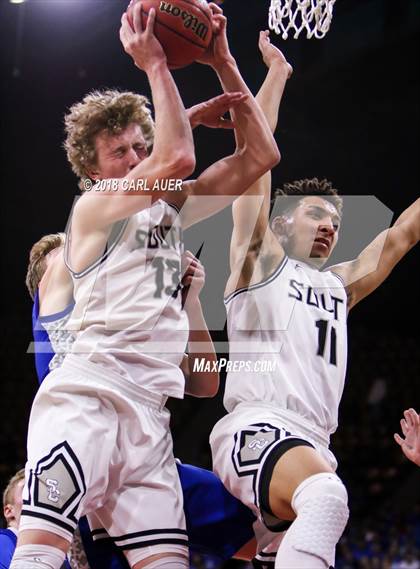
left=330, top=198, right=420, bottom=309
left=180, top=7, right=281, bottom=228
left=74, top=3, right=195, bottom=232
left=230, top=31, right=292, bottom=273
left=180, top=252, right=219, bottom=398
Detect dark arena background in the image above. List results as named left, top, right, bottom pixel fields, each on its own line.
left=1, top=0, right=419, bottom=567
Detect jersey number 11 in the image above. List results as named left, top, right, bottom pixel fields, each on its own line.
left=315, top=319, right=337, bottom=366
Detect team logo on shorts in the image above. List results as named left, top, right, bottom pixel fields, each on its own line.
left=23, top=441, right=86, bottom=533
left=46, top=478, right=61, bottom=503
left=231, top=423, right=292, bottom=514
left=248, top=437, right=270, bottom=452
left=232, top=423, right=290, bottom=477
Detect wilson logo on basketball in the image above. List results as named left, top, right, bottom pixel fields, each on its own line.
left=159, top=1, right=209, bottom=40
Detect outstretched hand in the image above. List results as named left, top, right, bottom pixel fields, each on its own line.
left=394, top=408, right=420, bottom=466
left=258, top=30, right=293, bottom=78
left=187, top=92, right=248, bottom=130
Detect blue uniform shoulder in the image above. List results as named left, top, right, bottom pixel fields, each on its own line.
left=0, top=528, right=17, bottom=569
left=32, top=291, right=54, bottom=384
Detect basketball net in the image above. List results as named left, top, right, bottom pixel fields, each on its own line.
left=268, top=0, right=336, bottom=39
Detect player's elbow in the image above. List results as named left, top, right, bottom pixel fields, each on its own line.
left=405, top=223, right=420, bottom=247
left=168, top=151, right=196, bottom=180
left=199, top=374, right=220, bottom=398
left=206, top=374, right=220, bottom=398
left=246, top=134, right=280, bottom=170
left=263, top=138, right=281, bottom=169
left=268, top=145, right=281, bottom=168
left=186, top=373, right=219, bottom=398
left=252, top=143, right=281, bottom=177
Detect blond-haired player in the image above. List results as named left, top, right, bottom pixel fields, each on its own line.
left=25, top=232, right=259, bottom=568
left=1, top=470, right=25, bottom=569
left=13, top=4, right=281, bottom=569
left=210, top=31, right=420, bottom=569
left=3, top=470, right=25, bottom=530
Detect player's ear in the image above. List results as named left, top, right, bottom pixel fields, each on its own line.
left=271, top=215, right=291, bottom=242
left=3, top=503, right=14, bottom=524
left=86, top=166, right=100, bottom=181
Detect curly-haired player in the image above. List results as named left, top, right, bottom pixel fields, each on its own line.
left=24, top=233, right=256, bottom=569
left=12, top=4, right=280, bottom=569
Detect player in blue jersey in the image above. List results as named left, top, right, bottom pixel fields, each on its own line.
left=1, top=471, right=71, bottom=569
left=25, top=233, right=257, bottom=568
left=1, top=470, right=25, bottom=569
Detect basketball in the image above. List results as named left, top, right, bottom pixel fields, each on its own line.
left=127, top=0, right=213, bottom=69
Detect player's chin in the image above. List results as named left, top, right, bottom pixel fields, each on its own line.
left=309, top=251, right=330, bottom=268
left=310, top=243, right=330, bottom=259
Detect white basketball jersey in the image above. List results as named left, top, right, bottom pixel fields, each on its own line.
left=224, top=256, right=348, bottom=434
left=66, top=200, right=189, bottom=399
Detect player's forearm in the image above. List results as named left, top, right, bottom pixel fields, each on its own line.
left=185, top=351, right=219, bottom=397
left=256, top=61, right=290, bottom=133
left=232, top=60, right=288, bottom=150
left=185, top=356, right=219, bottom=398
left=230, top=62, right=288, bottom=240
left=393, top=198, right=420, bottom=243
left=146, top=61, right=195, bottom=177
left=234, top=63, right=289, bottom=208
left=185, top=300, right=214, bottom=345
left=214, top=60, right=279, bottom=163
left=184, top=301, right=219, bottom=397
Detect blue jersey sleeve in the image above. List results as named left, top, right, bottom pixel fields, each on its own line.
left=0, top=529, right=17, bottom=569
left=32, top=292, right=55, bottom=384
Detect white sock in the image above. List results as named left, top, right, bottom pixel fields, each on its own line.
left=10, top=544, right=66, bottom=569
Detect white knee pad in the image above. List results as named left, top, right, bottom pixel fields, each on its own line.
left=10, top=544, right=66, bottom=569
left=290, top=472, right=349, bottom=567
left=144, top=556, right=189, bottom=569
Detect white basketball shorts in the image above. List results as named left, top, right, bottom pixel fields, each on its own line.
left=20, top=355, right=188, bottom=566
left=210, top=401, right=338, bottom=561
